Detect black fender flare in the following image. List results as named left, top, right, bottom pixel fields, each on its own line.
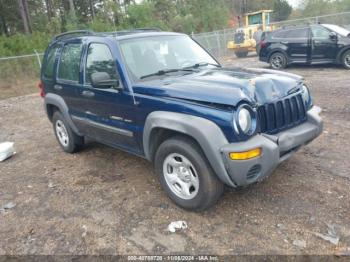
left=143, top=111, right=236, bottom=187
left=44, top=93, right=82, bottom=136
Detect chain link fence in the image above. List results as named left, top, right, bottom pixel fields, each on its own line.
left=0, top=53, right=43, bottom=99
left=192, top=28, right=237, bottom=62
left=270, top=11, right=350, bottom=29
left=193, top=11, right=350, bottom=62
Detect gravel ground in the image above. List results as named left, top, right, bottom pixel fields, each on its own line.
left=0, top=56, right=349, bottom=256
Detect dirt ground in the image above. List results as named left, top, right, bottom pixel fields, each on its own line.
left=0, top=56, right=350, bottom=257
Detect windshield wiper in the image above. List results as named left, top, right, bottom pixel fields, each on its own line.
left=183, top=62, right=221, bottom=69
left=140, top=68, right=194, bottom=79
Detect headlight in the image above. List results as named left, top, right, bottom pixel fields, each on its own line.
left=301, top=85, right=312, bottom=108
left=234, top=105, right=256, bottom=135
left=238, top=108, right=252, bottom=133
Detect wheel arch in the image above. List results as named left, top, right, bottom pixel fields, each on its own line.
left=44, top=93, right=82, bottom=136
left=143, top=111, right=236, bottom=187
left=46, top=104, right=60, bottom=122
left=336, top=47, right=350, bottom=63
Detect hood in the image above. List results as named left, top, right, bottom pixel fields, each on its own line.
left=132, top=68, right=304, bottom=107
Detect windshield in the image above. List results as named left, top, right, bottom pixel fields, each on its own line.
left=118, top=35, right=219, bottom=81
left=323, top=24, right=350, bottom=37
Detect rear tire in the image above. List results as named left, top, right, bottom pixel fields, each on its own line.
left=341, top=50, right=350, bottom=69
left=154, top=136, right=224, bottom=211
left=269, top=52, right=287, bottom=69
left=235, top=51, right=249, bottom=58
left=52, top=111, right=84, bottom=153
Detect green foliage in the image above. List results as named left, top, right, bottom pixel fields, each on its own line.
left=273, top=0, right=292, bottom=21
left=124, top=2, right=167, bottom=29
left=65, top=10, right=79, bottom=31
left=188, top=0, right=230, bottom=32
left=0, top=32, right=50, bottom=56
left=87, top=18, right=116, bottom=32
left=300, top=0, right=350, bottom=16
left=238, top=0, right=275, bottom=13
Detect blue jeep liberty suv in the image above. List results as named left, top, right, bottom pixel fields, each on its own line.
left=40, top=29, right=323, bottom=210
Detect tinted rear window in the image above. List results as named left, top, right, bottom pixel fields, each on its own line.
left=273, top=28, right=309, bottom=39
left=272, top=30, right=287, bottom=39
left=285, top=28, right=309, bottom=38
left=43, top=45, right=59, bottom=79
left=58, top=43, right=83, bottom=82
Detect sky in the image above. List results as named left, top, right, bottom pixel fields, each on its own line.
left=287, top=0, right=303, bottom=8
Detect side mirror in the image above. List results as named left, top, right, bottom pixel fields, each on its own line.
left=330, top=32, right=338, bottom=41
left=91, top=72, right=120, bottom=89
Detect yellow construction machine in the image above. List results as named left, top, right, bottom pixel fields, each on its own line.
left=227, top=10, right=275, bottom=58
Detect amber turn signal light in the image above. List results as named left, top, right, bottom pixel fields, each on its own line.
left=229, top=148, right=262, bottom=160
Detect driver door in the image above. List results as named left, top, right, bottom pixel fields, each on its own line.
left=311, top=25, right=338, bottom=62
left=74, top=42, right=137, bottom=149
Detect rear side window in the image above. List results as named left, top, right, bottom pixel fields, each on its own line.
left=85, top=43, right=118, bottom=84
left=285, top=28, right=309, bottom=38
left=58, top=43, right=83, bottom=82
left=43, top=45, right=59, bottom=79
left=272, top=30, right=287, bottom=39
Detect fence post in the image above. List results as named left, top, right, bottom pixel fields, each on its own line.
left=216, top=31, right=221, bottom=61
left=34, top=50, right=42, bottom=68
left=223, top=29, right=227, bottom=58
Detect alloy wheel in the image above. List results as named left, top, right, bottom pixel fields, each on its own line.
left=55, top=120, right=69, bottom=147
left=345, top=53, right=350, bottom=68
left=271, top=55, right=284, bottom=69
left=163, top=153, right=199, bottom=200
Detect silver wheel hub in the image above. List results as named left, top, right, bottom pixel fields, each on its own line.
left=272, top=55, right=283, bottom=68
left=163, top=153, right=199, bottom=200
left=55, top=120, right=69, bottom=147
left=345, top=54, right=350, bottom=67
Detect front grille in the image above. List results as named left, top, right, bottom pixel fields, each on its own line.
left=258, top=93, right=307, bottom=134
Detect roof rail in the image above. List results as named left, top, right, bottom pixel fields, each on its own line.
left=112, top=27, right=162, bottom=36
left=53, top=30, right=94, bottom=41
left=135, top=27, right=162, bottom=32
left=280, top=23, right=311, bottom=29
left=52, top=28, right=162, bottom=41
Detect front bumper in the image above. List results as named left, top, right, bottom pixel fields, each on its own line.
left=220, top=106, right=323, bottom=186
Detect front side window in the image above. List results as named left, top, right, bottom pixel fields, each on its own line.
left=85, top=43, right=118, bottom=84
left=119, top=35, right=218, bottom=80
left=312, top=26, right=330, bottom=39
left=43, top=45, right=59, bottom=79
left=58, top=43, right=82, bottom=82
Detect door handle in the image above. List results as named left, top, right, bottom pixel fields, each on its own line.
left=54, top=84, right=63, bottom=91
left=281, top=41, right=289, bottom=45
left=82, top=90, right=95, bottom=98
left=313, top=40, right=322, bottom=44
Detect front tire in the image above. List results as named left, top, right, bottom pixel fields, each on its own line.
left=341, top=50, right=350, bottom=69
left=269, top=52, right=287, bottom=69
left=52, top=111, right=84, bottom=153
left=154, top=136, right=224, bottom=211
